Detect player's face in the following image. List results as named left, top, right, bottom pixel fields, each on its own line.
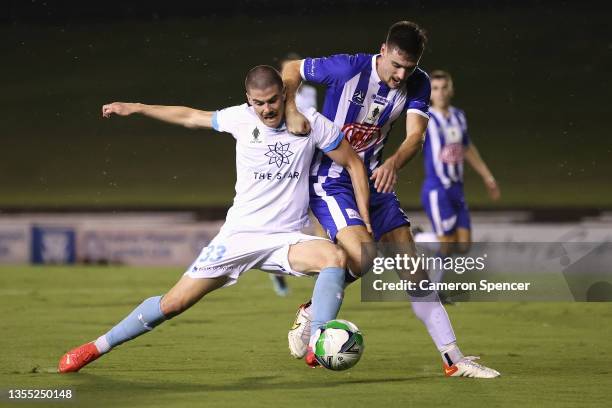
left=430, top=78, right=454, bottom=109
left=247, top=85, right=286, bottom=128
left=379, top=44, right=419, bottom=89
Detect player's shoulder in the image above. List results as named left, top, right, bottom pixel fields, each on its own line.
left=306, top=53, right=372, bottom=81
left=301, top=107, right=337, bottom=135
left=406, top=67, right=430, bottom=90
left=220, top=103, right=249, bottom=114
left=217, top=103, right=251, bottom=119
left=314, top=52, right=372, bottom=67
left=300, top=106, right=324, bottom=127
left=450, top=106, right=467, bottom=119
left=214, top=103, right=255, bottom=134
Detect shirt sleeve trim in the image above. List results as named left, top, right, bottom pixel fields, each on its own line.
left=407, top=108, right=430, bottom=119
left=299, top=59, right=306, bottom=81
left=321, top=132, right=345, bottom=153
left=212, top=111, right=220, bottom=131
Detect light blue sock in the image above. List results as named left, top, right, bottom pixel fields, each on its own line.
left=101, top=296, right=167, bottom=351
left=310, top=267, right=345, bottom=340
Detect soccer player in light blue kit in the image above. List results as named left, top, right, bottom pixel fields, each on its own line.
left=283, top=21, right=500, bottom=377
left=58, top=66, right=371, bottom=373
left=422, top=70, right=500, bottom=250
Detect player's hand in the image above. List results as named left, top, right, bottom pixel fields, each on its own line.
left=370, top=160, right=398, bottom=193
left=484, top=177, right=501, bottom=201
left=286, top=107, right=311, bottom=135
left=364, top=222, right=373, bottom=237
left=102, top=102, right=138, bottom=118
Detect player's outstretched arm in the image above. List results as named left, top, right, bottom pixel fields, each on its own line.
left=101, top=102, right=214, bottom=129
left=281, top=60, right=311, bottom=135
left=325, top=139, right=372, bottom=234
left=370, top=112, right=428, bottom=193
left=464, top=143, right=500, bottom=200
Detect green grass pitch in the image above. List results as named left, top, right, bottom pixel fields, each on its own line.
left=1, top=265, right=611, bottom=407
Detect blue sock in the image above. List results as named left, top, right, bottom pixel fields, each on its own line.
left=102, top=296, right=167, bottom=350
left=310, top=267, right=345, bottom=341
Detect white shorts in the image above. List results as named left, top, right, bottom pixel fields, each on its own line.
left=184, top=230, right=329, bottom=286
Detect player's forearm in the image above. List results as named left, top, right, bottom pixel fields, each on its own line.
left=465, top=144, right=495, bottom=181
left=386, top=132, right=424, bottom=171
left=134, top=104, right=213, bottom=129
left=282, top=60, right=303, bottom=112
left=346, top=159, right=371, bottom=226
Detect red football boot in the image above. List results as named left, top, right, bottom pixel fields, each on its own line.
left=58, top=342, right=101, bottom=373
left=304, top=347, right=320, bottom=368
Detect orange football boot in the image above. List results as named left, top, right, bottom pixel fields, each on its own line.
left=58, top=342, right=101, bottom=373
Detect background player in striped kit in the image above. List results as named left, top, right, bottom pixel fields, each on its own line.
left=422, top=70, right=500, bottom=254
left=282, top=21, right=500, bottom=377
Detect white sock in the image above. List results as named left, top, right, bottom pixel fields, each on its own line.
left=440, top=342, right=464, bottom=366
left=94, top=335, right=111, bottom=354
left=410, top=292, right=462, bottom=363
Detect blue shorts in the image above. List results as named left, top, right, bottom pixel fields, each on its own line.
left=421, top=183, right=471, bottom=236
left=310, top=183, right=410, bottom=242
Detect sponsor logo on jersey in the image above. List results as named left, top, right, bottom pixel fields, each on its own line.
left=265, top=142, right=294, bottom=167
left=351, top=89, right=366, bottom=105
left=372, top=94, right=390, bottom=105
left=341, top=123, right=383, bottom=152
left=253, top=171, right=300, bottom=180
left=439, top=143, right=464, bottom=164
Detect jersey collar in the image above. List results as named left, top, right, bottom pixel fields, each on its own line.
left=372, top=54, right=383, bottom=84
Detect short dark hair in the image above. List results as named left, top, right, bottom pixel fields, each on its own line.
left=429, top=69, right=453, bottom=83
left=385, top=21, right=428, bottom=58
left=245, top=65, right=284, bottom=92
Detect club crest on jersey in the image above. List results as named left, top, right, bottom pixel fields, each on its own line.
left=341, top=123, right=383, bottom=153
left=265, top=142, right=294, bottom=168
left=443, top=126, right=462, bottom=144
left=351, top=89, right=366, bottom=106
left=250, top=126, right=263, bottom=143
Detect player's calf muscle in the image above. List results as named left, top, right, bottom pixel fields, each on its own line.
left=161, top=276, right=228, bottom=317
left=336, top=225, right=374, bottom=277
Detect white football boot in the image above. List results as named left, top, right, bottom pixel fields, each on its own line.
left=288, top=301, right=312, bottom=358
left=444, top=356, right=501, bottom=378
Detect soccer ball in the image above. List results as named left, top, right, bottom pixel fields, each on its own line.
left=313, top=319, right=364, bottom=371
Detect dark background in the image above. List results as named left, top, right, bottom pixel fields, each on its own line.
left=1, top=0, right=609, bottom=209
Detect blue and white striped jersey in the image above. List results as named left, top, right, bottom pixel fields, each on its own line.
left=300, top=53, right=430, bottom=189
left=423, top=106, right=471, bottom=189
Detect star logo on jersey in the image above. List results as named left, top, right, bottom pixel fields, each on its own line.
left=265, top=142, right=294, bottom=168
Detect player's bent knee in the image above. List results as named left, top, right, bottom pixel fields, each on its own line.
left=160, top=295, right=191, bottom=318
left=320, top=245, right=347, bottom=270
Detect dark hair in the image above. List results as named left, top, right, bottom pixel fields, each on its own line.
left=245, top=65, right=284, bottom=92
left=429, top=69, right=453, bottom=83
left=385, top=21, right=428, bottom=58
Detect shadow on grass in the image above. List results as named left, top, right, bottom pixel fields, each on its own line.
left=63, top=370, right=436, bottom=394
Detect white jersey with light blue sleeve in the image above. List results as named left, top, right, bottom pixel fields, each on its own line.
left=211, top=104, right=343, bottom=234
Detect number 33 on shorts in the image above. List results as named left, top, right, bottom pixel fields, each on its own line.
left=199, top=244, right=227, bottom=263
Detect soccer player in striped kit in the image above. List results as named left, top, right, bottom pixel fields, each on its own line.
left=283, top=21, right=500, bottom=377
left=422, top=70, right=500, bottom=251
